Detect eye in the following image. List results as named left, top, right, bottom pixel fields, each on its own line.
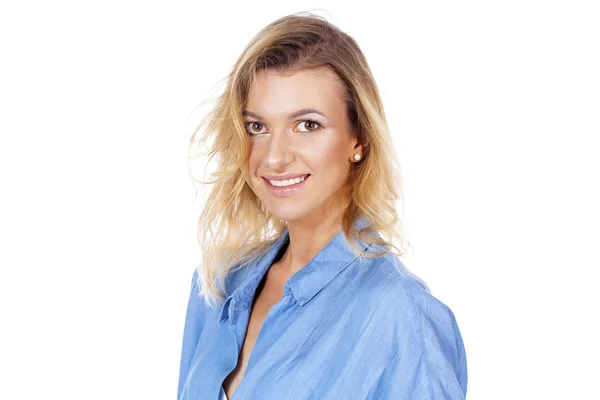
left=244, top=121, right=268, bottom=135
left=296, top=119, right=321, bottom=132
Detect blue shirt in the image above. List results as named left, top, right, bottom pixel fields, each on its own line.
left=177, top=217, right=468, bottom=399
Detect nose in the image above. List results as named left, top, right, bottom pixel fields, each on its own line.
left=263, top=129, right=294, bottom=171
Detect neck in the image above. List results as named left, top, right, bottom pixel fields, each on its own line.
left=278, top=203, right=347, bottom=277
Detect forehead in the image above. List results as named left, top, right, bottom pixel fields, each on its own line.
left=246, top=67, right=346, bottom=115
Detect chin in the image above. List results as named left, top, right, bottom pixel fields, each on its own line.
left=266, top=204, right=316, bottom=223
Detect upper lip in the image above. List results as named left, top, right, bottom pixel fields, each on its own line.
left=263, top=173, right=310, bottom=180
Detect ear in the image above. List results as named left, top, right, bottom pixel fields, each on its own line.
left=352, top=137, right=368, bottom=155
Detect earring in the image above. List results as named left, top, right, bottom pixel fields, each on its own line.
left=352, top=153, right=362, bottom=162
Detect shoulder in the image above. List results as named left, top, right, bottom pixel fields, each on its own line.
left=362, top=250, right=453, bottom=316
left=186, top=266, right=206, bottom=313
left=367, top=252, right=465, bottom=356
left=358, top=250, right=432, bottom=313
left=360, top=252, right=468, bottom=397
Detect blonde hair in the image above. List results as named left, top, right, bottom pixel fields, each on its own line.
left=188, top=11, right=411, bottom=309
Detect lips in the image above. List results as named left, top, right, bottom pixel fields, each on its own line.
left=264, top=174, right=309, bottom=183
left=263, top=173, right=311, bottom=181
left=263, top=174, right=310, bottom=197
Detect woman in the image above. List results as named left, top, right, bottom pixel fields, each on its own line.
left=178, top=12, right=467, bottom=400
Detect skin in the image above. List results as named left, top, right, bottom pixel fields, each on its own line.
left=244, top=66, right=364, bottom=277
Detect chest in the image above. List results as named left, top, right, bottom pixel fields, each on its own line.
left=239, top=284, right=280, bottom=368
left=183, top=265, right=394, bottom=400
left=223, top=262, right=289, bottom=397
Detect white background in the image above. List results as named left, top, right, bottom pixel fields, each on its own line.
left=1, top=1, right=599, bottom=399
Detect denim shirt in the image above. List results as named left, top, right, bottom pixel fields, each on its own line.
left=177, top=217, right=468, bottom=399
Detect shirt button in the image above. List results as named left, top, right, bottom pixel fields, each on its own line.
left=233, top=305, right=238, bottom=312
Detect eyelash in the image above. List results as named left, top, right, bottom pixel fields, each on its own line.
left=244, top=119, right=322, bottom=135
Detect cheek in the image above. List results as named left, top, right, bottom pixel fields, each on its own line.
left=246, top=148, right=263, bottom=186
left=302, top=138, right=348, bottom=172
left=246, top=144, right=257, bottom=170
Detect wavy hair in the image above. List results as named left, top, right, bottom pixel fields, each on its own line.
left=188, top=11, right=411, bottom=309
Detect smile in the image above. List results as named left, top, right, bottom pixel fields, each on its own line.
left=263, top=174, right=310, bottom=197
left=268, top=174, right=309, bottom=187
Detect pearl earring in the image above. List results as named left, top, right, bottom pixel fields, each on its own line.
left=353, top=153, right=362, bottom=161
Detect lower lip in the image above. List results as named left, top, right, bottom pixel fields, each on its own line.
left=264, top=175, right=310, bottom=197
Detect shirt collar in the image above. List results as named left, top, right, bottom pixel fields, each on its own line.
left=220, top=215, right=377, bottom=322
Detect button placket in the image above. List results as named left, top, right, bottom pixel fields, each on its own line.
left=230, top=300, right=240, bottom=322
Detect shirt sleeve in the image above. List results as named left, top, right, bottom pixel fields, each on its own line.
left=177, top=268, right=205, bottom=400
left=381, top=284, right=468, bottom=399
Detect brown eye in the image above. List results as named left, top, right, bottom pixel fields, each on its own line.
left=297, top=120, right=321, bottom=132
left=245, top=121, right=267, bottom=135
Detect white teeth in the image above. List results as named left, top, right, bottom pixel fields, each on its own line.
left=269, top=175, right=307, bottom=187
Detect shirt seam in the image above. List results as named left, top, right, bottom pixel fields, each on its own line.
left=395, top=267, right=436, bottom=399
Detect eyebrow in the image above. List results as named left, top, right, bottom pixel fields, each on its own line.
left=241, top=108, right=328, bottom=120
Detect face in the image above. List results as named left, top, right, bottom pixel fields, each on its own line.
left=243, top=67, right=363, bottom=223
